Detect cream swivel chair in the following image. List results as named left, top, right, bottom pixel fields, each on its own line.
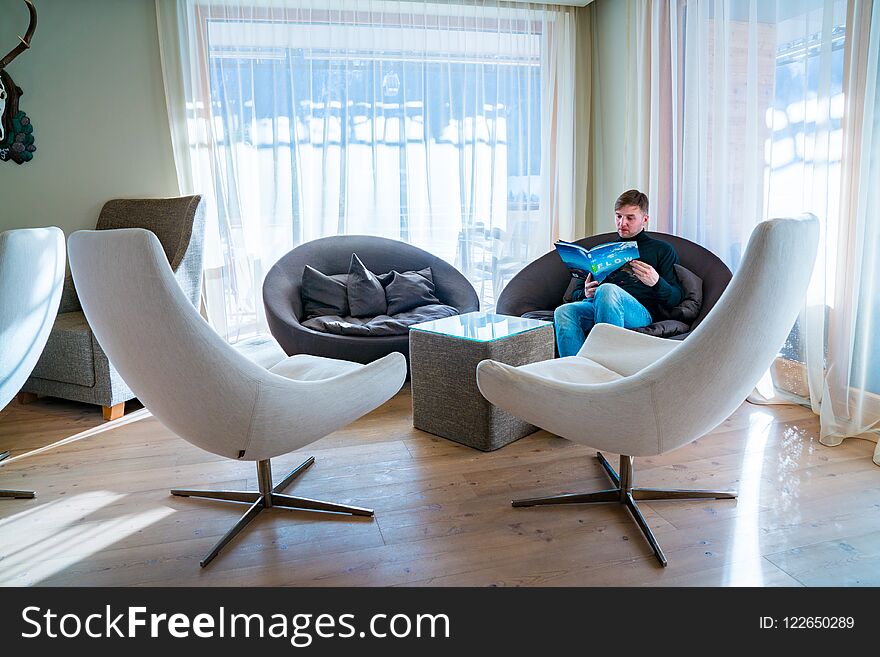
left=68, top=228, right=407, bottom=567
left=0, top=227, right=65, bottom=499
left=476, top=215, right=819, bottom=566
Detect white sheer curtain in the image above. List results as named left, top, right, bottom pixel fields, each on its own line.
left=156, top=0, right=576, bottom=340
left=820, top=0, right=880, bottom=464
left=625, top=0, right=880, bottom=465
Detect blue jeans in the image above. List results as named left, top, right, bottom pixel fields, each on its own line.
left=553, top=284, right=653, bottom=357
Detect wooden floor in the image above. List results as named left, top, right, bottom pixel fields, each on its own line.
left=1, top=388, right=878, bottom=587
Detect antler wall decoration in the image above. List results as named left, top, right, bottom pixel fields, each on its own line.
left=0, top=0, right=37, bottom=165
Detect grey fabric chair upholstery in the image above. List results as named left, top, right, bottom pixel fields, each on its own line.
left=263, top=235, right=480, bottom=368
left=21, top=196, right=205, bottom=420
left=495, top=231, right=732, bottom=341
left=0, top=227, right=65, bottom=499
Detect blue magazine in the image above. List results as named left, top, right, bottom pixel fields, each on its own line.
left=554, top=240, right=640, bottom=282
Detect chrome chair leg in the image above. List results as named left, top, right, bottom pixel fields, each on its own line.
left=623, top=492, right=668, bottom=567
left=632, top=488, right=737, bottom=501
left=1, top=451, right=35, bottom=499
left=512, top=489, right=619, bottom=507
left=171, top=489, right=261, bottom=504
left=1, top=489, right=35, bottom=499
left=511, top=452, right=737, bottom=567
left=273, top=456, right=315, bottom=493
left=272, top=493, right=374, bottom=516
left=200, top=497, right=264, bottom=568
left=172, top=456, right=373, bottom=567
left=596, top=451, right=620, bottom=486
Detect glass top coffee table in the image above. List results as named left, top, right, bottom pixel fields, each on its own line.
left=409, top=311, right=555, bottom=451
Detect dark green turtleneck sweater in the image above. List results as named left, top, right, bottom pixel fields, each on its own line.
left=571, top=230, right=683, bottom=320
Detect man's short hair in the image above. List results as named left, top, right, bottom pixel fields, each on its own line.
left=615, top=189, right=649, bottom=214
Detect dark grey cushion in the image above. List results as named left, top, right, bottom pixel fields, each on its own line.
left=562, top=276, right=583, bottom=303
left=384, top=267, right=440, bottom=315
left=376, top=266, right=433, bottom=287
left=659, top=264, right=703, bottom=323
left=632, top=319, right=691, bottom=338
left=302, top=303, right=458, bottom=336
left=301, top=266, right=350, bottom=319
left=347, top=253, right=387, bottom=317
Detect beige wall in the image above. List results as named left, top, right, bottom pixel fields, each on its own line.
left=0, top=0, right=178, bottom=235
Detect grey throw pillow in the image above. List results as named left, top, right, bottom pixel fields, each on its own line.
left=347, top=253, right=388, bottom=317
left=632, top=319, right=692, bottom=338
left=665, top=264, right=703, bottom=323
left=563, top=275, right=585, bottom=303
left=385, top=267, right=440, bottom=315
left=301, top=266, right=349, bottom=319
left=375, top=266, right=434, bottom=288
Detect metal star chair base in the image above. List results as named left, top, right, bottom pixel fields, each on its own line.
left=511, top=452, right=737, bottom=567
left=0, top=450, right=35, bottom=499
left=171, top=456, right=373, bottom=567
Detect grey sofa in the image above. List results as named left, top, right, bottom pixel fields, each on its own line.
left=496, top=231, right=732, bottom=341
left=20, top=196, right=205, bottom=420
left=263, top=235, right=479, bottom=368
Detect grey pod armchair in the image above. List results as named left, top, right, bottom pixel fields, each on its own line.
left=477, top=216, right=819, bottom=567
left=263, top=235, right=479, bottom=368
left=21, top=196, right=205, bottom=420
left=68, top=228, right=407, bottom=567
left=496, top=232, right=732, bottom=340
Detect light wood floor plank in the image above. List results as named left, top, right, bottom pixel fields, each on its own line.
left=1, top=388, right=877, bottom=586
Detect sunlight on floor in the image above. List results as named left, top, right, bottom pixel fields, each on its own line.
left=723, top=409, right=775, bottom=585
left=0, top=490, right=173, bottom=586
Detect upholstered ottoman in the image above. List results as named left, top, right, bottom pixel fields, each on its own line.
left=409, top=311, right=554, bottom=451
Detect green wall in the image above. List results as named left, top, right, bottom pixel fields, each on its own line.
left=0, top=0, right=178, bottom=235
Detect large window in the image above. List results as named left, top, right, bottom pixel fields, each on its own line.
left=181, top=3, right=563, bottom=340
left=661, top=1, right=849, bottom=396
left=765, top=6, right=848, bottom=394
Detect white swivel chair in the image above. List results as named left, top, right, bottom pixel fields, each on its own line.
left=0, top=227, right=66, bottom=499
left=476, top=215, right=819, bottom=566
left=68, top=228, right=407, bottom=567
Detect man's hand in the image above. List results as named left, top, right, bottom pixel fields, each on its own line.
left=630, top=260, right=659, bottom=286
left=583, top=272, right=599, bottom=299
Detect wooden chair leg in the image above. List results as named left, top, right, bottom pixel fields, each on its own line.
left=102, top=403, right=125, bottom=421
left=16, top=392, right=38, bottom=405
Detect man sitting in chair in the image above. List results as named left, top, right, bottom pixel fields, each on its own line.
left=554, top=189, right=684, bottom=357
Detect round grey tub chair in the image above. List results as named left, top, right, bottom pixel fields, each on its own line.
left=496, top=231, right=732, bottom=340
left=263, top=235, right=480, bottom=367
